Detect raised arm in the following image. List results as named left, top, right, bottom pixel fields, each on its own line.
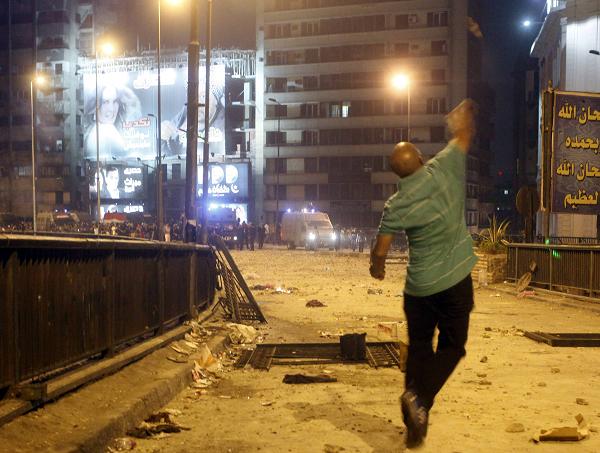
left=447, top=99, right=477, bottom=153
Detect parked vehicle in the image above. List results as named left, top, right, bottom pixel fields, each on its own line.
left=281, top=211, right=336, bottom=250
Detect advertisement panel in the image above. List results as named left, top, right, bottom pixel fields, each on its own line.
left=90, top=165, right=146, bottom=200
left=83, top=65, right=226, bottom=161
left=197, top=163, right=249, bottom=199
left=552, top=91, right=600, bottom=214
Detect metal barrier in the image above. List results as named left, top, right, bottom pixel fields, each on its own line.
left=0, top=235, right=216, bottom=391
left=506, top=243, right=600, bottom=297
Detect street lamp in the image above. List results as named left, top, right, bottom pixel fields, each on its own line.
left=268, top=97, right=282, bottom=236
left=30, top=74, right=46, bottom=234
left=392, top=73, right=411, bottom=141
left=94, top=38, right=115, bottom=228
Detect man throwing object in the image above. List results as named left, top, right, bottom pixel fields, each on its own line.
left=370, top=100, right=478, bottom=448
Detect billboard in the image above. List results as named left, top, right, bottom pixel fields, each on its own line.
left=197, top=163, right=249, bottom=199
left=83, top=65, right=226, bottom=162
left=90, top=165, right=146, bottom=200
left=552, top=91, right=600, bottom=213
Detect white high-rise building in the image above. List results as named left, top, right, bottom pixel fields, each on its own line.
left=256, top=0, right=490, bottom=231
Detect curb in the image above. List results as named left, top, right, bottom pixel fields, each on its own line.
left=483, top=284, right=600, bottom=315
left=77, top=333, right=230, bottom=453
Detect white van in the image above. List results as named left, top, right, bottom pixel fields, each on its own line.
left=281, top=211, right=336, bottom=250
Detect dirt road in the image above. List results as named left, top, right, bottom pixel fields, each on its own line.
left=127, top=248, right=600, bottom=453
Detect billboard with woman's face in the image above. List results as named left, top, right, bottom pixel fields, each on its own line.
left=83, top=65, right=226, bottom=162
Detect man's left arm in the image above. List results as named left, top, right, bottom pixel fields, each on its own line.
left=370, top=234, right=394, bottom=280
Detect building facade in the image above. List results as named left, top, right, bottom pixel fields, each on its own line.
left=256, top=0, right=492, bottom=231
left=531, top=0, right=599, bottom=237
left=0, top=0, right=122, bottom=220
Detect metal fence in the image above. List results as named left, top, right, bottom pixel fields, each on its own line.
left=506, top=243, right=600, bottom=298
left=0, top=235, right=216, bottom=391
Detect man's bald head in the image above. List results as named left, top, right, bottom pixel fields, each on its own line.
left=389, top=142, right=424, bottom=178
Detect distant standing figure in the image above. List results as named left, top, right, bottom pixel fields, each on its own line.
left=164, top=223, right=171, bottom=242
left=248, top=223, right=256, bottom=251
left=239, top=221, right=248, bottom=250
left=257, top=221, right=265, bottom=249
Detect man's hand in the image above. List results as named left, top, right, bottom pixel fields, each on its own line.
left=447, top=99, right=477, bottom=153
left=370, top=253, right=386, bottom=280
left=370, top=234, right=393, bottom=280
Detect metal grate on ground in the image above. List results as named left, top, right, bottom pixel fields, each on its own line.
left=524, top=331, right=600, bottom=347
left=235, top=342, right=407, bottom=371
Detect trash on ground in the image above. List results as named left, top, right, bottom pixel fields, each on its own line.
left=166, top=354, right=188, bottom=364
left=340, top=333, right=366, bottom=361
left=272, top=286, right=298, bottom=294
left=377, top=322, right=404, bottom=340
left=367, top=288, right=383, bottom=295
left=283, top=374, right=338, bottom=384
left=306, top=299, right=327, bottom=308
left=320, top=330, right=344, bottom=338
left=251, top=283, right=274, bottom=291
left=517, top=290, right=536, bottom=298
left=195, top=344, right=221, bottom=371
left=261, top=401, right=274, bottom=406
left=127, top=412, right=190, bottom=439
left=532, top=414, right=590, bottom=443
left=108, top=437, right=137, bottom=451
left=170, top=342, right=193, bottom=355
left=227, top=323, right=259, bottom=344
left=505, top=423, right=525, bottom=433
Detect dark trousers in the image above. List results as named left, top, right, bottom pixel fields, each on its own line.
left=403, top=275, right=474, bottom=410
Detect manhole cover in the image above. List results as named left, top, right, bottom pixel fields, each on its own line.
left=524, top=332, right=600, bottom=347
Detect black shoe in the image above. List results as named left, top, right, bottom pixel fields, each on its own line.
left=400, top=391, right=428, bottom=449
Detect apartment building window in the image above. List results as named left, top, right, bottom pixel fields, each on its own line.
left=430, top=126, right=446, bottom=142
left=267, top=77, right=286, bottom=92
left=426, top=98, right=447, bottom=114
left=431, top=40, right=447, bottom=56
left=305, top=158, right=317, bottom=173
left=302, top=130, right=319, bottom=145
left=427, top=11, right=448, bottom=27
left=319, top=184, right=329, bottom=200
left=300, top=103, right=319, bottom=118
left=266, top=131, right=285, bottom=145
left=305, top=48, right=319, bottom=63
left=305, top=184, right=317, bottom=200
left=395, top=14, right=409, bottom=29
left=303, top=76, right=318, bottom=90
left=55, top=63, right=63, bottom=74
left=55, top=191, right=64, bottom=204
left=301, top=21, right=319, bottom=36
left=431, top=69, right=446, bottom=83
left=318, top=157, right=329, bottom=172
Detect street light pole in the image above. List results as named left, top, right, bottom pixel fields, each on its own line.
left=30, top=78, right=39, bottom=234
left=268, top=98, right=281, bottom=235
left=200, top=0, right=213, bottom=244
left=156, top=0, right=164, bottom=241
left=94, top=47, right=101, bottom=232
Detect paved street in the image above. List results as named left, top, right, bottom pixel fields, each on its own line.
left=126, top=248, right=600, bottom=453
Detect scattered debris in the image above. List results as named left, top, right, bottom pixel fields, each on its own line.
left=576, top=398, right=589, bottom=406
left=484, top=327, right=493, bottom=331
left=377, top=322, right=404, bottom=340
left=532, top=414, right=590, bottom=443
left=319, top=330, right=344, bottom=338
left=480, top=356, right=488, bottom=363
left=166, top=354, right=188, bottom=364
left=227, top=323, right=259, bottom=344
left=476, top=373, right=487, bottom=378
left=283, top=374, right=338, bottom=384
left=367, top=288, right=383, bottom=295
left=170, top=342, right=193, bottom=356
left=261, top=401, right=274, bottom=407
left=194, top=344, right=221, bottom=372
left=109, top=437, right=137, bottom=451
left=491, top=293, right=502, bottom=297
left=127, top=412, right=190, bottom=439
left=306, top=299, right=327, bottom=308
left=505, top=423, right=525, bottom=433
left=517, top=290, right=536, bottom=298
left=551, top=367, right=561, bottom=374
left=537, top=382, right=547, bottom=387
left=251, top=283, right=273, bottom=291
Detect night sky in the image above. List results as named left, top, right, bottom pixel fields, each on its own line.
left=116, top=0, right=546, bottom=181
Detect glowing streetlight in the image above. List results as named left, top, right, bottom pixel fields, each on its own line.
left=30, top=74, right=47, bottom=234
left=523, top=20, right=532, bottom=27
left=391, top=73, right=411, bottom=141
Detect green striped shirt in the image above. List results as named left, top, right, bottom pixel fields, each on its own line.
left=378, top=143, right=477, bottom=297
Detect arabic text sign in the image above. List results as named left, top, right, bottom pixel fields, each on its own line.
left=552, top=92, right=600, bottom=213
left=197, top=163, right=249, bottom=200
